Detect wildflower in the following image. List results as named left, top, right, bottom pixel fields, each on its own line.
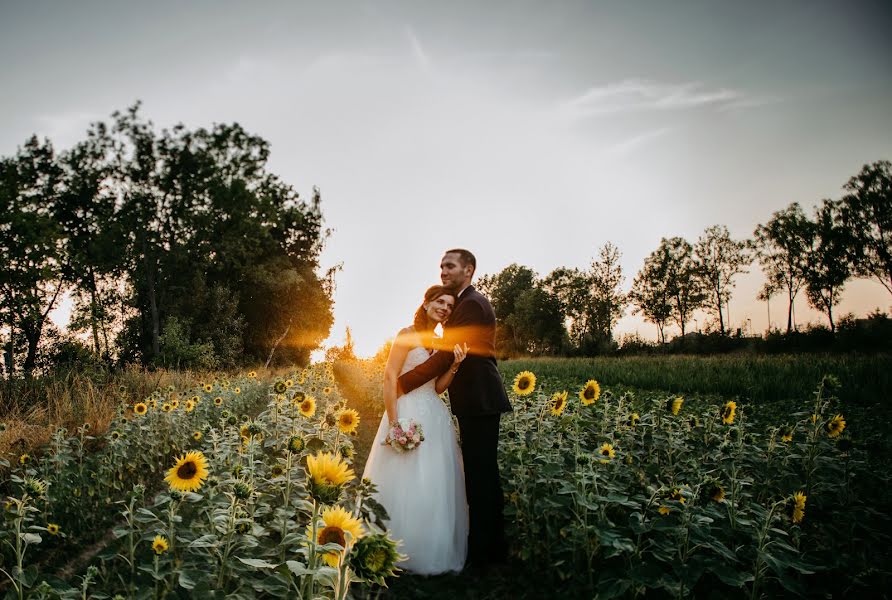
left=721, top=401, right=737, bottom=425
left=628, top=413, right=641, bottom=427
left=133, top=402, right=148, bottom=416
left=703, top=481, right=725, bottom=503
left=598, top=443, right=616, bottom=464
left=789, top=491, right=807, bottom=524
left=668, top=397, right=683, bottom=416
left=47, top=523, right=60, bottom=536
left=298, top=397, right=317, bottom=418
left=579, top=380, right=601, bottom=406
left=512, top=371, right=536, bottom=396
left=192, top=431, right=203, bottom=442
left=214, top=397, right=223, bottom=406
left=825, top=414, right=846, bottom=438
left=339, top=444, right=355, bottom=460
left=148, top=399, right=157, bottom=408
left=306, top=451, right=355, bottom=504
left=152, top=535, right=169, bottom=555
left=337, top=409, right=360, bottom=435
left=307, top=505, right=364, bottom=567
left=164, top=451, right=210, bottom=493
left=348, top=533, right=401, bottom=585
left=549, top=391, right=568, bottom=416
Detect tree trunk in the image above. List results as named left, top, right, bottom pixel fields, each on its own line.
left=786, top=288, right=794, bottom=334
left=88, top=267, right=100, bottom=355
left=142, top=234, right=160, bottom=358
left=265, top=320, right=292, bottom=369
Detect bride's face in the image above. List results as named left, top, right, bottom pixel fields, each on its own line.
left=424, top=294, right=455, bottom=323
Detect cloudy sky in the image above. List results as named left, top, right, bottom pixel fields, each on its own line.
left=2, top=0, right=891, bottom=356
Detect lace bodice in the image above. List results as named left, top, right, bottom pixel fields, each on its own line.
left=400, top=346, right=438, bottom=392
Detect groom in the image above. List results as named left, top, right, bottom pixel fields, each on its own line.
left=398, top=248, right=512, bottom=569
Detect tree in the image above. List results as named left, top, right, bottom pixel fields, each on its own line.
left=543, top=266, right=591, bottom=350
left=0, top=137, right=66, bottom=377
left=754, top=203, right=812, bottom=333
left=662, top=237, right=705, bottom=337
left=693, top=225, right=751, bottom=335
left=589, top=242, right=627, bottom=343
left=629, top=249, right=673, bottom=343
left=838, top=160, right=892, bottom=296
left=804, top=200, right=851, bottom=332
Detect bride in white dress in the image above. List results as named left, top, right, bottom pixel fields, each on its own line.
left=362, top=285, right=469, bottom=575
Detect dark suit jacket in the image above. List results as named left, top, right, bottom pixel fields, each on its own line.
left=398, top=286, right=512, bottom=417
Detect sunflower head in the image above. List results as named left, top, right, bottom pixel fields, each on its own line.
left=184, top=400, right=196, bottom=413
left=779, top=424, right=794, bottom=443
left=233, top=479, right=254, bottom=501
left=214, top=397, right=223, bottom=406
left=299, top=397, right=317, bottom=418
left=702, top=479, right=725, bottom=503
left=234, top=387, right=241, bottom=394
left=288, top=436, right=306, bottom=454
left=192, top=431, right=203, bottom=442
left=161, top=403, right=173, bottom=413
left=24, top=477, right=48, bottom=498
left=598, top=443, right=616, bottom=464
left=307, top=505, right=365, bottom=567
left=270, top=464, right=285, bottom=478
left=306, top=452, right=355, bottom=504
left=549, top=391, right=569, bottom=416
left=46, top=523, right=60, bottom=536
left=292, top=390, right=306, bottom=403
left=274, top=381, right=288, bottom=394
left=203, top=384, right=212, bottom=392
left=667, top=397, right=684, bottom=416
left=19, top=454, right=30, bottom=465
left=152, top=535, right=169, bottom=555
left=721, top=401, right=737, bottom=425
left=670, top=487, right=688, bottom=505
left=579, top=380, right=601, bottom=406
left=348, top=533, right=402, bottom=585
left=133, top=402, right=148, bottom=416
left=337, top=408, right=360, bottom=435
left=825, top=414, right=846, bottom=438
left=323, top=386, right=332, bottom=395
left=247, top=370, right=257, bottom=378
left=788, top=491, right=807, bottom=524
left=628, top=413, right=641, bottom=427
left=512, top=371, right=536, bottom=396
left=658, top=506, right=671, bottom=516
left=164, top=451, right=210, bottom=493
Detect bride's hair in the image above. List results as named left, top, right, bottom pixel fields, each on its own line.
left=413, top=285, right=453, bottom=342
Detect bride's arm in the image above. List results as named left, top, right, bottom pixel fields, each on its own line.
left=383, top=329, right=413, bottom=424
left=434, top=343, right=469, bottom=394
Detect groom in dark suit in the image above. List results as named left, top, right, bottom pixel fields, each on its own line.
left=398, top=248, right=512, bottom=569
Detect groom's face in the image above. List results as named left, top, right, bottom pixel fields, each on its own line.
left=440, top=252, right=473, bottom=292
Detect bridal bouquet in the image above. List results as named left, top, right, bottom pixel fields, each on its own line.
left=383, top=418, right=424, bottom=452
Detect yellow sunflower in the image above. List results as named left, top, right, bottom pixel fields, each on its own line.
left=549, top=391, right=569, bottom=416
left=658, top=506, right=671, bottom=516
left=323, top=386, right=332, bottom=395
left=337, top=409, right=360, bottom=435
left=628, top=413, right=641, bottom=427
left=184, top=399, right=196, bottom=413
left=790, top=491, right=807, bottom=523
left=247, top=370, right=257, bottom=378
left=286, top=379, right=294, bottom=388
left=19, top=454, right=29, bottom=465
left=234, top=387, right=241, bottom=395
left=825, top=414, right=846, bottom=438
left=779, top=425, right=794, bottom=443
left=299, top=397, right=317, bottom=418
left=47, top=523, right=60, bottom=535
left=161, top=403, right=173, bottom=413
left=721, top=401, right=737, bottom=425
left=214, top=397, right=223, bottom=406
left=307, top=505, right=365, bottom=567
left=579, top=380, right=601, bottom=406
left=192, top=431, right=203, bottom=442
left=668, top=397, right=684, bottom=416
left=203, top=384, right=212, bottom=392
left=512, top=371, right=536, bottom=396
left=133, top=402, right=148, bottom=416
left=152, top=535, right=169, bottom=555
left=598, top=443, right=616, bottom=464
left=170, top=399, right=180, bottom=410
left=306, top=451, right=355, bottom=496
left=164, top=451, right=210, bottom=493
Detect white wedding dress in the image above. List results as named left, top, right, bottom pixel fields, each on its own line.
left=362, top=346, right=469, bottom=574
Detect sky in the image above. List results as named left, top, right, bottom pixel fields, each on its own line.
left=2, top=0, right=891, bottom=357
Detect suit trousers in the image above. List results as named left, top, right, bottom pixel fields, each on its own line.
left=456, top=413, right=508, bottom=566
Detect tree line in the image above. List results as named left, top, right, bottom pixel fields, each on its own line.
left=0, top=104, right=335, bottom=378
left=478, top=160, right=891, bottom=356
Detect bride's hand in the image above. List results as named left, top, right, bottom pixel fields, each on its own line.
left=453, top=343, right=469, bottom=365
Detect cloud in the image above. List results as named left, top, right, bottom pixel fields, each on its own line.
left=559, top=78, right=754, bottom=119
left=609, top=126, right=673, bottom=156
left=405, top=26, right=432, bottom=72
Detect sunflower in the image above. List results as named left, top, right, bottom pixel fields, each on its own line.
left=549, top=391, right=568, bottom=416
left=170, top=399, right=179, bottom=410
left=148, top=398, right=157, bottom=408
left=184, top=399, right=196, bottom=413
left=47, top=523, right=60, bottom=535
left=274, top=381, right=287, bottom=394
left=790, top=491, right=807, bottom=524
left=579, top=380, right=601, bottom=405
left=164, top=451, right=210, bottom=493
left=133, top=402, right=148, bottom=416
left=288, top=436, right=305, bottom=453
left=161, top=403, right=173, bottom=413
left=658, top=506, right=671, bottom=516
left=779, top=425, right=794, bottom=443
left=111, top=431, right=122, bottom=441
left=234, top=387, right=241, bottom=395
left=152, top=535, right=169, bottom=555
left=512, top=371, right=536, bottom=396
left=286, top=379, right=294, bottom=388
left=628, top=413, right=641, bottom=427
left=19, top=454, right=29, bottom=465
left=299, top=397, right=317, bottom=418
left=203, top=384, right=212, bottom=392
left=323, top=386, right=332, bottom=395
left=307, top=505, right=365, bottom=567
left=337, top=409, right=360, bottom=435
left=270, top=464, right=285, bottom=478
left=710, top=485, right=725, bottom=503
left=192, top=431, right=203, bottom=442
left=688, top=416, right=701, bottom=429
left=598, top=443, right=616, bottom=464
left=825, top=414, right=846, bottom=438
left=670, top=487, right=687, bottom=505
left=348, top=533, right=402, bottom=586
left=667, top=397, right=684, bottom=416
left=24, top=477, right=47, bottom=497
left=306, top=451, right=355, bottom=503
left=292, top=390, right=306, bottom=403
left=721, top=401, right=737, bottom=425
left=214, top=396, right=223, bottom=406
left=248, top=370, right=257, bottom=378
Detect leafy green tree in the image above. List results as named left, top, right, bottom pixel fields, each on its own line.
left=663, top=237, right=705, bottom=337
left=628, top=250, right=673, bottom=343
left=693, top=225, right=751, bottom=335
left=589, top=241, right=627, bottom=343
left=543, top=266, right=590, bottom=349
left=804, top=200, right=851, bottom=332
left=838, top=160, right=892, bottom=296
left=754, top=203, right=812, bottom=333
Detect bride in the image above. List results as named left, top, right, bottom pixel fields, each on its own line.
left=362, top=285, right=469, bottom=574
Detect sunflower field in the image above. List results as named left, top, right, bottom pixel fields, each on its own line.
left=0, top=366, right=402, bottom=599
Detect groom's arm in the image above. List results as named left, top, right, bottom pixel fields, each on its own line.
left=398, top=300, right=485, bottom=394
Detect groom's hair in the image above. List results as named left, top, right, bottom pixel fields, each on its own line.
left=445, top=248, right=476, bottom=276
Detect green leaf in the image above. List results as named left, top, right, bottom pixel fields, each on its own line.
left=237, top=557, right=279, bottom=569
